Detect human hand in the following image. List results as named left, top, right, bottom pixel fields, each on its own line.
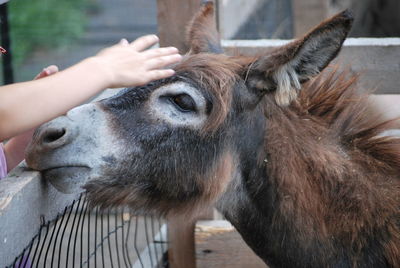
left=92, top=35, right=182, bottom=88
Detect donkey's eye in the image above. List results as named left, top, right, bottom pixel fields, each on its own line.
left=170, top=94, right=196, bottom=112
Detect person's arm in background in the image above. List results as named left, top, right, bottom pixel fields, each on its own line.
left=0, top=35, right=181, bottom=141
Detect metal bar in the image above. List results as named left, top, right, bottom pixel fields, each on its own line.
left=0, top=2, right=14, bottom=84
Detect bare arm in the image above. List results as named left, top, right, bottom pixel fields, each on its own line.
left=0, top=35, right=181, bottom=141
left=3, top=66, right=59, bottom=171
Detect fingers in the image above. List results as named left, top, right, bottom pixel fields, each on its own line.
left=45, top=65, right=59, bottom=75
left=34, top=65, right=59, bottom=80
left=142, top=46, right=179, bottom=59
left=119, top=38, right=129, bottom=46
left=145, top=54, right=182, bottom=70
left=145, top=69, right=176, bottom=83
left=131, top=35, right=159, bottom=52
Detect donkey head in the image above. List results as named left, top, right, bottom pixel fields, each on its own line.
left=26, top=2, right=353, bottom=216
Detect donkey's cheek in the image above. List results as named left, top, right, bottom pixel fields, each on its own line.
left=201, top=152, right=236, bottom=202
left=169, top=152, right=238, bottom=217
left=43, top=167, right=91, bottom=194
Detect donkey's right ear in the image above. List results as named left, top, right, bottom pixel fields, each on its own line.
left=244, top=10, right=353, bottom=106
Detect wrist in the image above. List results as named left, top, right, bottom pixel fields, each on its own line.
left=80, top=57, right=114, bottom=89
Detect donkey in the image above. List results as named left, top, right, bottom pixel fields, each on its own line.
left=26, top=2, right=400, bottom=267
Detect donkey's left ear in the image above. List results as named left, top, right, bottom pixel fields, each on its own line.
left=246, top=10, right=353, bottom=106
left=186, top=1, right=223, bottom=54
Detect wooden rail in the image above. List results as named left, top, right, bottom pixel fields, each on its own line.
left=0, top=164, right=79, bottom=266
left=195, top=220, right=266, bottom=267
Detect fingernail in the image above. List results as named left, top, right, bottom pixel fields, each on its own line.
left=120, top=38, right=129, bottom=45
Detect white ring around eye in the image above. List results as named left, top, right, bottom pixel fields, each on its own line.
left=148, top=82, right=208, bottom=129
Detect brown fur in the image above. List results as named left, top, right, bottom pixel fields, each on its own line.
left=260, top=69, right=400, bottom=266
left=30, top=3, right=399, bottom=265
left=174, top=43, right=400, bottom=263
left=188, top=152, right=236, bottom=219
left=173, top=40, right=400, bottom=263
left=85, top=151, right=236, bottom=221
left=176, top=7, right=399, bottom=263
left=174, top=54, right=243, bottom=132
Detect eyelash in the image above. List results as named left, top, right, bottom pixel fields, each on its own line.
left=169, top=94, right=196, bottom=112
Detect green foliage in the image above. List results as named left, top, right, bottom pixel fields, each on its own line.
left=8, top=0, right=88, bottom=65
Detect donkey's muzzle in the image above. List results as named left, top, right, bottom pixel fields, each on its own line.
left=24, top=102, right=116, bottom=193
left=25, top=116, right=78, bottom=170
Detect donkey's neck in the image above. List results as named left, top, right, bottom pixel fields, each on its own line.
left=216, top=102, right=388, bottom=267
left=216, top=169, right=278, bottom=265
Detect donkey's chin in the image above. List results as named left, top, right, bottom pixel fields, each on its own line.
left=43, top=166, right=91, bottom=194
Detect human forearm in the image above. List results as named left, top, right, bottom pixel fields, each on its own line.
left=0, top=58, right=109, bottom=140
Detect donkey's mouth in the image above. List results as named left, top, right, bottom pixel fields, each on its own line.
left=42, top=166, right=91, bottom=194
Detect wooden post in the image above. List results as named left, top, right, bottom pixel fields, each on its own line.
left=292, top=0, right=329, bottom=37
left=167, top=209, right=214, bottom=268
left=167, top=216, right=197, bottom=268
left=156, top=0, right=201, bottom=53
left=156, top=2, right=214, bottom=267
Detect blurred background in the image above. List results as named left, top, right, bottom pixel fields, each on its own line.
left=1, top=0, right=157, bottom=82
left=0, top=0, right=399, bottom=84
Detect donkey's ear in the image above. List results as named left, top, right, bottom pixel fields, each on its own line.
left=246, top=10, right=353, bottom=106
left=187, top=1, right=223, bottom=54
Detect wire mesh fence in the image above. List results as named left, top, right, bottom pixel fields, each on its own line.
left=7, top=195, right=168, bottom=268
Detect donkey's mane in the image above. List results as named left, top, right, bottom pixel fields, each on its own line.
left=278, top=67, right=400, bottom=174
left=262, top=68, right=400, bottom=265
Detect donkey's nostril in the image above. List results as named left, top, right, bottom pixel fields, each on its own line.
left=43, top=128, right=66, bottom=144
